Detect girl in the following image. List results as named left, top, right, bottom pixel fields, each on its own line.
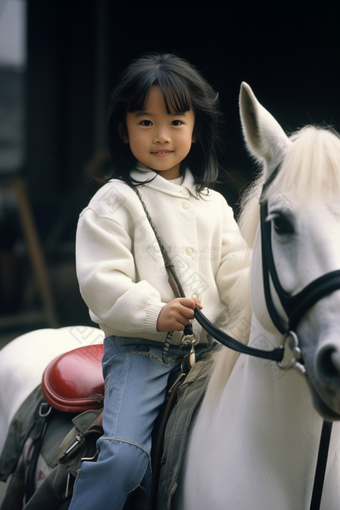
left=70, top=53, right=246, bottom=509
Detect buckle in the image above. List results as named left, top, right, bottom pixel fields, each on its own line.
left=277, top=331, right=306, bottom=376
left=39, top=402, right=52, bottom=417
left=181, top=333, right=196, bottom=370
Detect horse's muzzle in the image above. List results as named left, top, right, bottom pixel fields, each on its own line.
left=314, top=336, right=340, bottom=418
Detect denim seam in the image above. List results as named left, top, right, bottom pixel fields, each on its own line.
left=123, top=455, right=149, bottom=508
left=99, top=437, right=151, bottom=460
left=130, top=349, right=169, bottom=365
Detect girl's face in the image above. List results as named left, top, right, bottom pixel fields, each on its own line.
left=121, top=85, right=196, bottom=180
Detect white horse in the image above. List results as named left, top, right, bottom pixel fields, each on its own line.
left=1, top=83, right=340, bottom=510
left=173, top=84, right=340, bottom=509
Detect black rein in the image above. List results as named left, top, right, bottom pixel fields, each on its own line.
left=194, top=307, right=284, bottom=362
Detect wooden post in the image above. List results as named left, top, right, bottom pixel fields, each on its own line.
left=12, top=176, right=58, bottom=327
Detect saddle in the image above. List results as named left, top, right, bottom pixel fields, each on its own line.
left=41, top=344, right=105, bottom=412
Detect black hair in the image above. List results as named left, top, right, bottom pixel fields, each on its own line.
left=107, top=53, right=224, bottom=192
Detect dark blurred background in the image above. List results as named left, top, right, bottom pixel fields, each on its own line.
left=0, top=0, right=339, bottom=340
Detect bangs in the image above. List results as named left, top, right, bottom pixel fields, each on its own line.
left=127, top=72, right=192, bottom=114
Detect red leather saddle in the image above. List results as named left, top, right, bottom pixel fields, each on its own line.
left=42, top=344, right=104, bottom=412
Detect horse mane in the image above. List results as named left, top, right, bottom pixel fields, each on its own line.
left=205, top=125, right=340, bottom=403
left=204, top=178, right=261, bottom=402
left=272, top=126, right=340, bottom=202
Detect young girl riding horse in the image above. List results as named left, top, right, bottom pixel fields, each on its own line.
left=69, top=53, right=246, bottom=510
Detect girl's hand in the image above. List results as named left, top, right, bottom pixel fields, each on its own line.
left=157, top=298, right=203, bottom=332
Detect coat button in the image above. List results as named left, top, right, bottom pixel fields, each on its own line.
left=182, top=202, right=190, bottom=210
left=191, top=293, right=199, bottom=299
left=180, top=189, right=189, bottom=196
left=186, top=247, right=193, bottom=256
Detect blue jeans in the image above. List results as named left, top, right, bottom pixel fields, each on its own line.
left=68, top=336, right=201, bottom=510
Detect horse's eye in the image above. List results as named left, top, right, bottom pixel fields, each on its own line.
left=273, top=215, right=294, bottom=235
left=266, top=213, right=294, bottom=235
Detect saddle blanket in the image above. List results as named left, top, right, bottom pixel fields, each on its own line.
left=157, top=352, right=213, bottom=510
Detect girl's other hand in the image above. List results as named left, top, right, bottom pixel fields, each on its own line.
left=156, top=298, right=203, bottom=332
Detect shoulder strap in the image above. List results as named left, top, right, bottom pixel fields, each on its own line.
left=132, top=187, right=195, bottom=366
left=132, top=186, right=188, bottom=300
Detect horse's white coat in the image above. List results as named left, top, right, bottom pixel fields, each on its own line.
left=0, top=326, right=104, bottom=454
left=174, top=84, right=340, bottom=509
left=176, top=316, right=340, bottom=509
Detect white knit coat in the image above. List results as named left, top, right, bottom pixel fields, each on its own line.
left=75, top=168, right=246, bottom=345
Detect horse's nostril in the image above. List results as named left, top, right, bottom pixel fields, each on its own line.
left=317, top=347, right=340, bottom=386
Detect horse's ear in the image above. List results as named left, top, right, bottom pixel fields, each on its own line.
left=239, top=82, right=291, bottom=178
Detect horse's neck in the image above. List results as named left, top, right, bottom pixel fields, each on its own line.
left=216, top=314, right=322, bottom=448
left=180, top=316, right=326, bottom=510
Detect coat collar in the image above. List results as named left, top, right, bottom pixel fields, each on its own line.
left=130, top=165, right=200, bottom=199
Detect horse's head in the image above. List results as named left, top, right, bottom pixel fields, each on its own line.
left=240, top=82, right=340, bottom=420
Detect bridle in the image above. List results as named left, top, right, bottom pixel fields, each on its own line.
left=193, top=162, right=340, bottom=510
left=260, top=164, right=340, bottom=337
left=195, top=163, right=340, bottom=371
